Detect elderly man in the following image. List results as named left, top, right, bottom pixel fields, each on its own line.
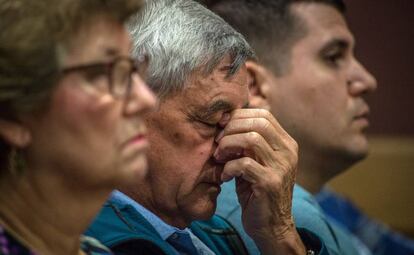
left=86, top=0, right=329, bottom=254
left=202, top=1, right=413, bottom=255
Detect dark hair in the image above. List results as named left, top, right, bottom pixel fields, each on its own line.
left=201, top=0, right=345, bottom=75
left=0, top=0, right=144, bottom=175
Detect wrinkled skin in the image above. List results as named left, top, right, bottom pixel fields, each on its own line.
left=128, top=56, right=305, bottom=254
left=215, top=109, right=302, bottom=253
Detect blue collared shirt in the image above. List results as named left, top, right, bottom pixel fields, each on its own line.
left=316, top=187, right=414, bottom=255
left=216, top=180, right=368, bottom=255
left=111, top=190, right=214, bottom=255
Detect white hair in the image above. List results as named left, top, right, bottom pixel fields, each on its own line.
left=127, top=0, right=254, bottom=99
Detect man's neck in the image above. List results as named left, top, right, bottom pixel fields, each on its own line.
left=295, top=149, right=352, bottom=194
left=296, top=167, right=326, bottom=194
left=0, top=172, right=111, bottom=255
left=121, top=186, right=190, bottom=229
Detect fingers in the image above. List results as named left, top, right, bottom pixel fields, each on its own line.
left=221, top=157, right=266, bottom=183
left=214, top=132, right=275, bottom=165
left=215, top=108, right=300, bottom=249
left=214, top=108, right=298, bottom=184
left=221, top=156, right=291, bottom=201
left=230, top=108, right=291, bottom=138
left=216, top=117, right=280, bottom=150
left=215, top=109, right=295, bottom=153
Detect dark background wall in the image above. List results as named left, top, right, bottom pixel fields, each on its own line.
left=346, top=0, right=414, bottom=135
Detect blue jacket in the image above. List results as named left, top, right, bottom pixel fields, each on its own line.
left=86, top=196, right=248, bottom=255
left=87, top=193, right=327, bottom=255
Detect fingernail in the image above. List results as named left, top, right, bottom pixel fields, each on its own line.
left=213, top=148, right=220, bottom=160
left=215, top=130, right=225, bottom=142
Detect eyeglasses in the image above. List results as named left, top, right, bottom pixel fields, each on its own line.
left=61, top=55, right=148, bottom=99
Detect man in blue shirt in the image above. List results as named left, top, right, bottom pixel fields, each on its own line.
left=87, top=0, right=328, bottom=254
left=202, top=1, right=414, bottom=255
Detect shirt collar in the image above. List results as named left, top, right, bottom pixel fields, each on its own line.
left=294, top=184, right=321, bottom=207
left=111, top=190, right=189, bottom=240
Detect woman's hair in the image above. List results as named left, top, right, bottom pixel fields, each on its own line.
left=0, top=0, right=144, bottom=174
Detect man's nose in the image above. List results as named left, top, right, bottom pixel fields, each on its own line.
left=347, top=59, right=378, bottom=97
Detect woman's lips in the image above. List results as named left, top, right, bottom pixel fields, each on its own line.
left=129, top=134, right=147, bottom=144
left=123, top=133, right=149, bottom=150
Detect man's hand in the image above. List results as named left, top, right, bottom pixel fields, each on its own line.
left=214, top=108, right=306, bottom=255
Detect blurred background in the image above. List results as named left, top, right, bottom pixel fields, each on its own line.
left=327, top=0, right=414, bottom=238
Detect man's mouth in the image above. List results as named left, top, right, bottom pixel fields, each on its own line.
left=201, top=168, right=224, bottom=188
left=354, top=111, right=369, bottom=119
left=352, top=108, right=370, bottom=128
left=204, top=180, right=223, bottom=187
left=353, top=103, right=370, bottom=119
left=202, top=171, right=224, bottom=187
left=201, top=181, right=222, bottom=194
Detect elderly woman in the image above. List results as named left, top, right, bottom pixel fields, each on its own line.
left=0, top=0, right=155, bottom=254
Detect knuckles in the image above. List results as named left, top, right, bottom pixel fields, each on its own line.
left=256, top=108, right=274, bottom=120
left=240, top=156, right=256, bottom=170
left=263, top=174, right=283, bottom=192
left=252, top=117, right=272, bottom=134
left=246, top=131, right=263, bottom=146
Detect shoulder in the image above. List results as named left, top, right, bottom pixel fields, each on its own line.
left=85, top=199, right=172, bottom=254
left=316, top=188, right=364, bottom=230
left=292, top=185, right=344, bottom=254
left=292, top=185, right=327, bottom=228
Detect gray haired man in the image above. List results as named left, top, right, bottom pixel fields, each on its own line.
left=87, top=0, right=328, bottom=254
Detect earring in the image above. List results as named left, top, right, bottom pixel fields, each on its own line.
left=9, top=147, right=25, bottom=177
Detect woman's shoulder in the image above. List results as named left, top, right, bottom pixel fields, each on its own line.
left=0, top=226, right=113, bottom=255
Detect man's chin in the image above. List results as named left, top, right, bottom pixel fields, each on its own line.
left=189, top=199, right=218, bottom=222
left=323, top=138, right=369, bottom=173
left=347, top=149, right=368, bottom=164
left=348, top=136, right=370, bottom=160
left=334, top=144, right=369, bottom=172
left=334, top=133, right=368, bottom=159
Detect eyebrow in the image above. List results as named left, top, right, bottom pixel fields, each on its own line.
left=196, top=100, right=250, bottom=120
left=219, top=65, right=233, bottom=72
left=197, top=100, right=234, bottom=120
left=321, top=38, right=350, bottom=52
left=104, top=47, right=121, bottom=57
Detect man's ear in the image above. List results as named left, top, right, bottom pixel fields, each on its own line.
left=245, top=61, right=271, bottom=110
left=0, top=118, right=32, bottom=148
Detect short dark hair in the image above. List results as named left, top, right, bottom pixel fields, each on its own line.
left=202, top=0, right=345, bottom=75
